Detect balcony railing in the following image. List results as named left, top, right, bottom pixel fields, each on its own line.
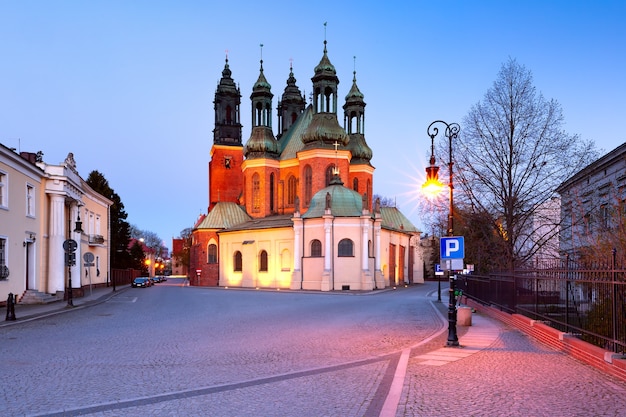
left=88, top=234, right=105, bottom=245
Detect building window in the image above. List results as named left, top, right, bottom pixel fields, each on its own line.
left=95, top=215, right=101, bottom=235
left=0, top=237, right=6, bottom=279
left=26, top=184, right=35, bottom=217
left=252, top=173, right=261, bottom=213
left=233, top=251, right=242, bottom=272
left=310, top=239, right=322, bottom=257
left=304, top=165, right=312, bottom=205
left=287, top=175, right=296, bottom=205
left=338, top=239, right=354, bottom=257
left=353, top=178, right=358, bottom=192
left=259, top=250, right=268, bottom=272
left=325, top=166, right=334, bottom=186
left=600, top=204, right=610, bottom=229
left=208, top=244, right=218, bottom=264
left=89, top=211, right=95, bottom=235
left=0, top=171, right=7, bottom=208
left=226, top=105, right=232, bottom=124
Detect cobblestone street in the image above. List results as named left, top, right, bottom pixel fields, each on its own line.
left=1, top=280, right=625, bottom=416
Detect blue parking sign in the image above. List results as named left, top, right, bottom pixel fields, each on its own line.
left=440, top=236, right=465, bottom=259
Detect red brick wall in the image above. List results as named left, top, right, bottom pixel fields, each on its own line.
left=348, top=171, right=373, bottom=210
left=189, top=229, right=219, bottom=286
left=243, top=165, right=280, bottom=218
left=209, top=146, right=244, bottom=210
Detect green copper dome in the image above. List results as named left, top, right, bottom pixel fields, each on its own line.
left=302, top=176, right=364, bottom=218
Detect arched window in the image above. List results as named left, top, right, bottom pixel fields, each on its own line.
left=226, top=105, right=232, bottom=124
left=325, top=166, right=334, bottom=186
left=207, top=243, right=218, bottom=264
left=353, top=178, right=358, bottom=192
left=259, top=250, right=268, bottom=272
left=287, top=175, right=296, bottom=205
left=233, top=251, right=242, bottom=272
left=304, top=165, right=312, bottom=205
left=310, top=239, right=322, bottom=257
left=252, top=173, right=261, bottom=213
left=338, top=239, right=354, bottom=257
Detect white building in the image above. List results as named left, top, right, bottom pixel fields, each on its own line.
left=1, top=145, right=111, bottom=304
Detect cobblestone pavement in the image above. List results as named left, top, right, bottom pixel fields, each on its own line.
left=2, top=280, right=626, bottom=416
left=0, top=281, right=439, bottom=416
left=397, top=303, right=626, bottom=417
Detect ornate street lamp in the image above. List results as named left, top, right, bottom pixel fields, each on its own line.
left=423, top=120, right=460, bottom=347
left=66, top=210, right=84, bottom=307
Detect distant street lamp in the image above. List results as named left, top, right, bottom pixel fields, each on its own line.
left=423, top=120, right=460, bottom=347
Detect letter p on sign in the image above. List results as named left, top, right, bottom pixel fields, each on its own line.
left=440, top=236, right=465, bottom=259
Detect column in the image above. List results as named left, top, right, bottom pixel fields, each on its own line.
left=292, top=217, right=302, bottom=272
left=324, top=219, right=332, bottom=272
left=49, top=194, right=66, bottom=293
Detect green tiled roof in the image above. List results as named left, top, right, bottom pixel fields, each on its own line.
left=222, top=215, right=294, bottom=232
left=195, top=202, right=251, bottom=230
left=379, top=207, right=419, bottom=232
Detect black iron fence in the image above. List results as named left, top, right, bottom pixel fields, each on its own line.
left=458, top=256, right=626, bottom=353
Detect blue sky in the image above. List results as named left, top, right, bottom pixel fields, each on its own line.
left=1, top=1, right=624, bottom=249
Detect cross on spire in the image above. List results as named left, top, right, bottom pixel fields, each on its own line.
left=333, top=141, right=340, bottom=175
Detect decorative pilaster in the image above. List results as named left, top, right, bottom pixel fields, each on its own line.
left=361, top=217, right=369, bottom=270
left=291, top=215, right=302, bottom=290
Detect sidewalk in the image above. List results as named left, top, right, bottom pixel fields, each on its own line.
left=2, top=284, right=130, bottom=327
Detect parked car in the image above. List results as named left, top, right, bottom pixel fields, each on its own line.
left=132, top=277, right=150, bottom=288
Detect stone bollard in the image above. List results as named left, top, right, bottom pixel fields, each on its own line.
left=5, top=293, right=16, bottom=321
left=456, top=306, right=472, bottom=326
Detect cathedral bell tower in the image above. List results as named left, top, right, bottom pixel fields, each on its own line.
left=209, top=55, right=244, bottom=211
left=243, top=48, right=280, bottom=217
left=277, top=62, right=306, bottom=140
left=343, top=65, right=373, bottom=210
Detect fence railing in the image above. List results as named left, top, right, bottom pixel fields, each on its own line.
left=111, top=268, right=141, bottom=286
left=458, top=258, right=626, bottom=354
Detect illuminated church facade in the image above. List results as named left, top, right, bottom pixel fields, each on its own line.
left=189, top=40, right=423, bottom=291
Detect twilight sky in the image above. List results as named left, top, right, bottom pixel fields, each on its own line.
left=1, top=1, right=624, bottom=249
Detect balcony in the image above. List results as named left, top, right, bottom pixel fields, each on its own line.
left=88, top=234, right=105, bottom=245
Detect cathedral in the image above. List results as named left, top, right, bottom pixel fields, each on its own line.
left=189, top=39, right=423, bottom=291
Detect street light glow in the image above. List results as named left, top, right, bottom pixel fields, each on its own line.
left=422, top=165, right=444, bottom=198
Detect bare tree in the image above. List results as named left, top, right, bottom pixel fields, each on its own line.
left=172, top=227, right=193, bottom=271
left=455, top=58, right=597, bottom=269
left=372, top=194, right=396, bottom=208
left=129, top=225, right=166, bottom=257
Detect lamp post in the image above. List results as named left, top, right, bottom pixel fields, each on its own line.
left=423, top=120, right=460, bottom=347
left=66, top=210, right=84, bottom=307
